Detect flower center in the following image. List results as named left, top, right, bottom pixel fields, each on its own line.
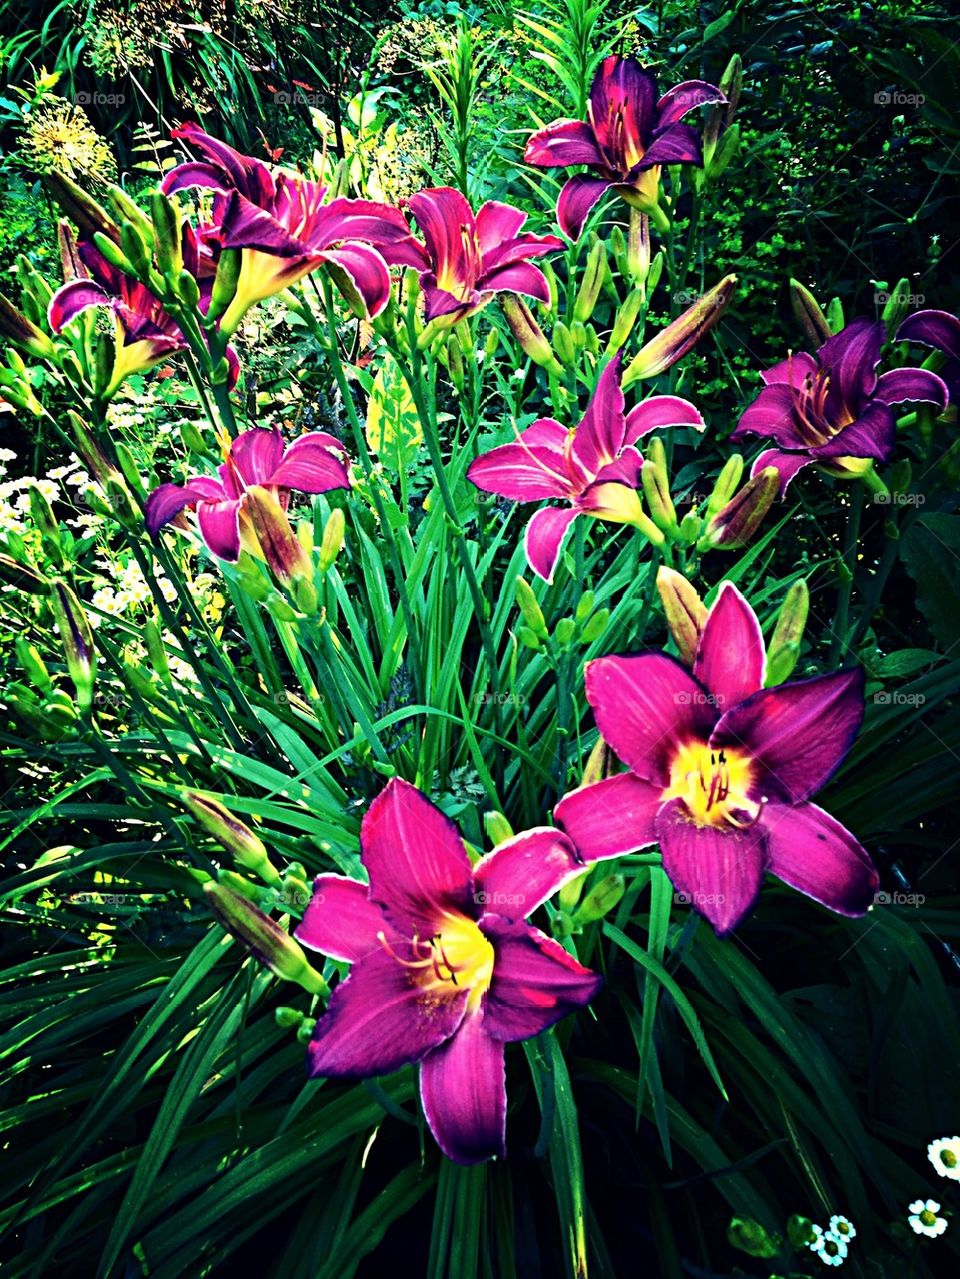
left=824, top=1239, right=840, bottom=1256
left=379, top=913, right=494, bottom=1012
left=941, top=1149, right=958, bottom=1169
left=920, top=1210, right=938, bottom=1227
left=663, top=740, right=760, bottom=829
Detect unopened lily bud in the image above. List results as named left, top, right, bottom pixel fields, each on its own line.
left=641, top=437, right=677, bottom=533
left=703, top=54, right=741, bottom=162
left=203, top=882, right=328, bottom=995
left=16, top=638, right=52, bottom=693
left=580, top=734, right=617, bottom=786
left=609, top=225, right=628, bottom=278
left=580, top=608, right=609, bottom=644
left=67, top=412, right=118, bottom=487
left=17, top=254, right=54, bottom=314
left=575, top=590, right=595, bottom=624
left=765, top=579, right=809, bottom=685
left=57, top=220, right=83, bottom=282
left=573, top=872, right=625, bottom=924
left=656, top=567, right=707, bottom=665
left=701, top=466, right=779, bottom=549
left=217, top=868, right=265, bottom=902
left=607, top=288, right=645, bottom=352
left=144, top=617, right=170, bottom=682
left=28, top=485, right=64, bottom=564
left=0, top=552, right=49, bottom=593
left=517, top=624, right=542, bottom=650
left=706, top=122, right=739, bottom=182
left=120, top=220, right=152, bottom=280
left=880, top=278, right=913, bottom=338
left=43, top=172, right=120, bottom=242
left=574, top=238, right=607, bottom=323
left=499, top=296, right=561, bottom=368
left=626, top=212, right=650, bottom=284
left=245, top=487, right=316, bottom=604
left=555, top=617, right=576, bottom=646
left=704, top=453, right=744, bottom=521
left=789, top=278, right=831, bottom=348
left=206, top=248, right=242, bottom=324
left=515, top=575, right=548, bottom=638
left=558, top=868, right=589, bottom=912
left=483, top=810, right=515, bottom=847
left=182, top=791, right=282, bottom=885
left=622, top=274, right=736, bottom=385
left=678, top=510, right=702, bottom=543
left=151, top=190, right=183, bottom=279
left=92, top=231, right=138, bottom=279
left=276, top=1006, right=306, bottom=1030
left=446, top=330, right=465, bottom=391
left=0, top=291, right=56, bottom=360
left=484, top=328, right=499, bottom=359
left=107, top=185, right=154, bottom=246
left=570, top=319, right=588, bottom=351
left=540, top=259, right=559, bottom=315
left=551, top=319, right=576, bottom=366
left=50, top=582, right=96, bottom=712
left=318, top=507, right=346, bottom=572
left=175, top=270, right=200, bottom=310
left=826, top=296, right=844, bottom=335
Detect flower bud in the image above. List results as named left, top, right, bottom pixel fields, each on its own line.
left=17, top=254, right=54, bottom=315
left=318, top=507, right=346, bottom=572
left=217, top=868, right=265, bottom=902
left=826, top=296, right=844, bottom=335
left=607, top=288, right=645, bottom=353
left=16, top=637, right=52, bottom=693
left=573, top=873, right=625, bottom=924
left=120, top=220, right=153, bottom=280
left=579, top=734, right=617, bottom=786
left=67, top=411, right=119, bottom=487
left=203, top=882, right=328, bottom=995
left=28, top=485, right=64, bottom=565
left=574, top=238, right=607, bottom=324
left=175, top=270, right=201, bottom=311
left=483, top=810, right=515, bottom=847
left=765, top=579, right=809, bottom=685
left=640, top=437, right=677, bottom=533
left=515, top=575, right=549, bottom=639
left=245, top=486, right=314, bottom=590
left=579, top=608, right=609, bottom=644
left=144, top=617, right=170, bottom=682
left=703, top=453, right=744, bottom=521
left=0, top=552, right=49, bottom=594
left=181, top=791, right=282, bottom=885
left=206, top=248, right=242, bottom=325
left=43, top=172, right=120, bottom=242
left=501, top=295, right=561, bottom=373
left=706, top=122, right=740, bottom=182
left=552, top=319, right=577, bottom=366
left=150, top=190, right=183, bottom=280
left=50, top=582, right=96, bottom=712
left=540, top=259, right=559, bottom=315
left=107, top=185, right=154, bottom=247
left=700, top=466, right=779, bottom=549
left=626, top=212, right=650, bottom=285
left=789, top=278, right=831, bottom=348
left=92, top=232, right=138, bottom=279
left=446, top=330, right=465, bottom=391
left=880, top=277, right=913, bottom=338
left=656, top=567, right=707, bottom=665
left=558, top=869, right=589, bottom=912
left=0, top=291, right=56, bottom=361
left=484, top=327, right=500, bottom=359
left=622, top=275, right=736, bottom=385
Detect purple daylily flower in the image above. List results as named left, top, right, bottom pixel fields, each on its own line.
left=524, top=56, right=725, bottom=240
left=162, top=124, right=424, bottom=331
left=467, top=353, right=704, bottom=582
left=400, top=187, right=564, bottom=329
left=295, top=778, right=601, bottom=1165
left=554, top=582, right=879, bottom=935
left=732, top=318, right=949, bottom=494
left=145, top=425, right=351, bottom=561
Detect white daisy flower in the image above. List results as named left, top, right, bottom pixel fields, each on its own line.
left=828, top=1215, right=856, bottom=1241
left=928, top=1136, right=960, bottom=1181
left=908, top=1199, right=948, bottom=1237
left=809, top=1224, right=847, bottom=1265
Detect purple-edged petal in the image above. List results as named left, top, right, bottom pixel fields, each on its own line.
left=524, top=119, right=606, bottom=168
left=817, top=318, right=884, bottom=409
left=874, top=367, right=948, bottom=409
left=694, top=582, right=766, bottom=708
left=641, top=122, right=702, bottom=167
left=161, top=160, right=234, bottom=197
left=229, top=427, right=285, bottom=487
left=568, top=355, right=626, bottom=476
left=896, top=308, right=960, bottom=361
left=554, top=771, right=662, bottom=861
left=556, top=175, right=613, bottom=242
left=657, top=797, right=767, bottom=935
left=144, top=481, right=222, bottom=538
left=407, top=187, right=474, bottom=288
left=656, top=80, right=726, bottom=128
left=475, top=200, right=527, bottom=251
left=197, top=498, right=242, bottom=561
left=524, top=506, right=579, bottom=582
left=420, top=1012, right=506, bottom=1164
left=360, top=778, right=475, bottom=935
left=519, top=417, right=568, bottom=454
left=624, top=394, right=705, bottom=442
left=295, top=873, right=394, bottom=962
left=585, top=653, right=715, bottom=784
left=711, top=669, right=865, bottom=803
left=480, top=917, right=602, bottom=1042
left=467, top=442, right=570, bottom=502
left=473, top=828, right=582, bottom=919
left=810, top=401, right=896, bottom=461
left=322, top=243, right=392, bottom=318
left=763, top=801, right=879, bottom=917
left=732, top=383, right=806, bottom=448
left=760, top=351, right=819, bottom=388
left=478, top=260, right=551, bottom=303
left=48, top=279, right=111, bottom=331
left=750, top=448, right=813, bottom=495
left=266, top=431, right=351, bottom=492
left=589, top=56, right=657, bottom=158
left=306, top=946, right=467, bottom=1079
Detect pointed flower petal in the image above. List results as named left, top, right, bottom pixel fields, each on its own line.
left=763, top=802, right=878, bottom=916
left=693, top=582, right=766, bottom=708
left=874, top=367, right=948, bottom=409
left=481, top=918, right=602, bottom=1041
left=524, top=506, right=579, bottom=582
left=524, top=119, right=606, bottom=167
left=473, top=828, right=582, bottom=918
left=295, top=874, right=394, bottom=963
left=557, top=175, right=613, bottom=241
left=266, top=431, right=351, bottom=492
left=420, top=1013, right=506, bottom=1164
left=554, top=771, right=662, bottom=861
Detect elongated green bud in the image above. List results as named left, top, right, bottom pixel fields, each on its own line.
left=574, top=238, right=607, bottom=324
left=700, top=466, right=779, bottom=549
left=107, top=185, right=154, bottom=246
left=704, top=453, right=744, bottom=520
left=0, top=553, right=49, bottom=593
left=515, top=576, right=548, bottom=638
left=175, top=269, right=200, bottom=310
left=245, top=486, right=315, bottom=599
left=217, top=868, right=265, bottom=903
left=205, top=247, right=242, bottom=324
left=151, top=190, right=183, bottom=279
left=181, top=791, right=282, bottom=885
left=93, top=232, right=138, bottom=279
left=50, top=582, right=96, bottom=712
left=17, top=254, right=54, bottom=312
left=575, top=590, right=595, bottom=624
left=765, top=579, right=809, bottom=685
left=703, top=54, right=742, bottom=163
left=67, top=411, right=118, bottom=486
left=120, top=220, right=152, bottom=279
left=656, top=566, right=707, bottom=665
left=502, top=294, right=563, bottom=373
left=609, top=224, right=628, bottom=279
left=580, top=608, right=609, bottom=644
left=16, top=638, right=52, bottom=693
left=552, top=319, right=576, bottom=366
left=879, top=278, right=914, bottom=338
left=558, top=868, right=589, bottom=912
left=318, top=507, right=346, bottom=572
left=573, top=873, right=625, bottom=924
left=580, top=735, right=616, bottom=787
left=43, top=172, right=120, bottom=242
left=204, top=882, right=328, bottom=995
left=144, top=618, right=170, bottom=682
left=706, top=122, right=739, bottom=181
left=484, top=327, right=499, bottom=359
left=626, top=210, right=650, bottom=284
left=0, top=291, right=56, bottom=360
left=446, top=330, right=465, bottom=391
left=825, top=296, right=844, bottom=335
left=483, top=810, right=515, bottom=847
left=607, top=287, right=645, bottom=352
left=540, top=259, right=559, bottom=315
left=641, top=437, right=677, bottom=533
left=623, top=274, right=737, bottom=385
left=789, top=278, right=831, bottom=347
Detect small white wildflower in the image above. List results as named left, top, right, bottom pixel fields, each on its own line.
left=908, top=1199, right=948, bottom=1237
left=828, top=1215, right=856, bottom=1241
left=927, top=1136, right=960, bottom=1181
left=809, top=1224, right=847, bottom=1266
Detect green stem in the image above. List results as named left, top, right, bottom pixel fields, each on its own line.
left=830, top=483, right=864, bottom=664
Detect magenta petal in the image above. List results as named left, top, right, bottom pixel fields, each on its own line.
left=554, top=772, right=662, bottom=861
left=295, top=874, right=394, bottom=962
left=624, top=394, right=705, bottom=442
left=569, top=354, right=627, bottom=476
left=817, top=318, right=884, bottom=405
left=874, top=367, right=948, bottom=409
left=763, top=801, right=878, bottom=916
left=694, top=582, right=766, bottom=708
left=420, top=1013, right=506, bottom=1164
left=197, top=499, right=242, bottom=561
left=657, top=798, right=767, bottom=935
left=306, top=947, right=468, bottom=1079
left=408, top=187, right=473, bottom=280
left=322, top=243, right=392, bottom=318
left=519, top=417, right=568, bottom=454
left=810, top=401, right=896, bottom=461
left=896, top=308, right=960, bottom=361
left=474, top=200, right=527, bottom=251
left=556, top=175, right=613, bottom=241
left=230, top=427, right=285, bottom=487
left=267, top=432, right=351, bottom=492
left=585, top=653, right=714, bottom=784
left=711, top=669, right=865, bottom=803
left=750, top=448, right=812, bottom=495
left=760, top=351, right=819, bottom=387
left=144, top=482, right=214, bottom=538
left=478, top=261, right=551, bottom=303
left=473, top=828, right=582, bottom=918
left=467, top=442, right=570, bottom=502
left=524, top=506, right=579, bottom=583
left=656, top=80, right=726, bottom=127
left=733, top=384, right=805, bottom=448
left=360, top=778, right=475, bottom=935
left=524, top=119, right=605, bottom=168
left=481, top=917, right=602, bottom=1042
left=641, top=122, right=702, bottom=167
left=161, top=160, right=233, bottom=197
left=48, top=279, right=111, bottom=331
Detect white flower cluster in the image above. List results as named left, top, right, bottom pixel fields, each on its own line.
left=808, top=1216, right=856, bottom=1267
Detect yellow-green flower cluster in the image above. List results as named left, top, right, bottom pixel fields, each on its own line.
left=19, top=97, right=116, bottom=184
